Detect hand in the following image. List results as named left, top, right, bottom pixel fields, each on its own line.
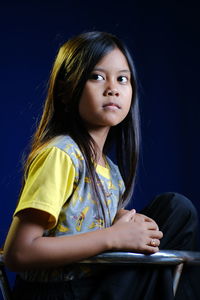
left=113, top=208, right=134, bottom=223
left=110, top=209, right=163, bottom=253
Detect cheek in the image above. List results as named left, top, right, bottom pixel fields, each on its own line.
left=125, top=90, right=132, bottom=111
left=79, top=92, right=96, bottom=121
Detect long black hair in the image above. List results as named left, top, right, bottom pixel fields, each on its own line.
left=25, top=31, right=140, bottom=225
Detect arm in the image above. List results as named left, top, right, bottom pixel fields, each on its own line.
left=4, top=209, right=113, bottom=271
left=4, top=208, right=163, bottom=272
left=4, top=146, right=162, bottom=272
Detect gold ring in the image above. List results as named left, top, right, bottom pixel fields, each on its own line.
left=150, top=239, right=156, bottom=247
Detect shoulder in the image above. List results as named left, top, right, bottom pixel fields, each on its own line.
left=46, top=135, right=77, bottom=150
left=28, top=135, right=84, bottom=176
left=46, top=135, right=83, bottom=162
left=28, top=136, right=79, bottom=175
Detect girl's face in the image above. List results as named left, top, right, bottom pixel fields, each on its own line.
left=78, top=48, right=132, bottom=131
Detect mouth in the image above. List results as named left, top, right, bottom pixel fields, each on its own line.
left=103, top=102, right=121, bottom=109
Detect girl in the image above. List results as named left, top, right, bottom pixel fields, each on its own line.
left=4, top=31, right=199, bottom=300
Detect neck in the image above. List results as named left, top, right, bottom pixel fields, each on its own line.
left=87, top=126, right=110, bottom=166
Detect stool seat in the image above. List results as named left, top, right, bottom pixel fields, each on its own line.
left=78, top=250, right=200, bottom=296
left=1, top=249, right=200, bottom=300
left=79, top=250, right=186, bottom=265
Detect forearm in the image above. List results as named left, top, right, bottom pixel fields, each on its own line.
left=5, top=227, right=112, bottom=272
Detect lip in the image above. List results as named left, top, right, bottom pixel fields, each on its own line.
left=103, top=102, right=121, bottom=109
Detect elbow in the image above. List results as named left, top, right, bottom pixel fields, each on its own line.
left=4, top=250, right=18, bottom=272
left=4, top=248, right=30, bottom=272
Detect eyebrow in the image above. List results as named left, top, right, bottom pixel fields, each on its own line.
left=93, top=67, right=131, bottom=73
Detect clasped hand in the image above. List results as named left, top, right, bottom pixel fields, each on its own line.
left=111, top=209, right=163, bottom=253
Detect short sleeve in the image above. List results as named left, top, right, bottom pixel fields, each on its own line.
left=14, top=147, right=75, bottom=229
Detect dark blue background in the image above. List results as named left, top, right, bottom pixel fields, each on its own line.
left=1, top=0, right=200, bottom=290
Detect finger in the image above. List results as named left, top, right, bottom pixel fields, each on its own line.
left=143, top=245, right=159, bottom=254
left=137, top=213, right=154, bottom=223
left=114, top=208, right=133, bottom=222
left=119, top=208, right=131, bottom=216
left=148, top=238, right=160, bottom=247
left=120, top=209, right=136, bottom=222
left=136, top=214, right=159, bottom=230
left=115, top=209, right=127, bottom=218
left=146, top=222, right=159, bottom=231
left=144, top=217, right=159, bottom=230
left=148, top=230, right=163, bottom=240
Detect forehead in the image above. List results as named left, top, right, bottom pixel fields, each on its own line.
left=94, top=48, right=130, bottom=72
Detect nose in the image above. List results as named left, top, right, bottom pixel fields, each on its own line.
left=103, top=88, right=119, bottom=97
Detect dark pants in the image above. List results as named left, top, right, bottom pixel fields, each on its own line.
left=142, top=193, right=200, bottom=300
left=12, top=193, right=200, bottom=300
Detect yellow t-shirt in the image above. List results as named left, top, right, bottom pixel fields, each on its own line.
left=15, top=135, right=125, bottom=282
left=14, top=137, right=122, bottom=233
left=14, top=147, right=76, bottom=229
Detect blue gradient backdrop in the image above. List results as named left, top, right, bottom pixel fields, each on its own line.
left=1, top=0, right=200, bottom=290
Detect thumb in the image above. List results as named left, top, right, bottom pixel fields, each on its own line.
left=121, top=209, right=136, bottom=222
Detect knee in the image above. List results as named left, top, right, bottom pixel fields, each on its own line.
left=156, top=192, right=198, bottom=220
left=171, top=192, right=197, bottom=217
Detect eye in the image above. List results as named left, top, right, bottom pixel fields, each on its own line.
left=118, top=76, right=128, bottom=83
left=89, top=73, right=104, bottom=81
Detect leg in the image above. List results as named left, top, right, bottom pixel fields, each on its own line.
left=12, top=268, right=174, bottom=300
left=141, top=193, right=200, bottom=299
left=70, top=265, right=174, bottom=300
left=141, top=192, right=200, bottom=250
left=72, top=192, right=196, bottom=300
left=12, top=275, right=74, bottom=300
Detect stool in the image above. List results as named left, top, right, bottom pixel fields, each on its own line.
left=0, top=250, right=12, bottom=300
left=79, top=250, right=200, bottom=296
left=1, top=250, right=200, bottom=299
